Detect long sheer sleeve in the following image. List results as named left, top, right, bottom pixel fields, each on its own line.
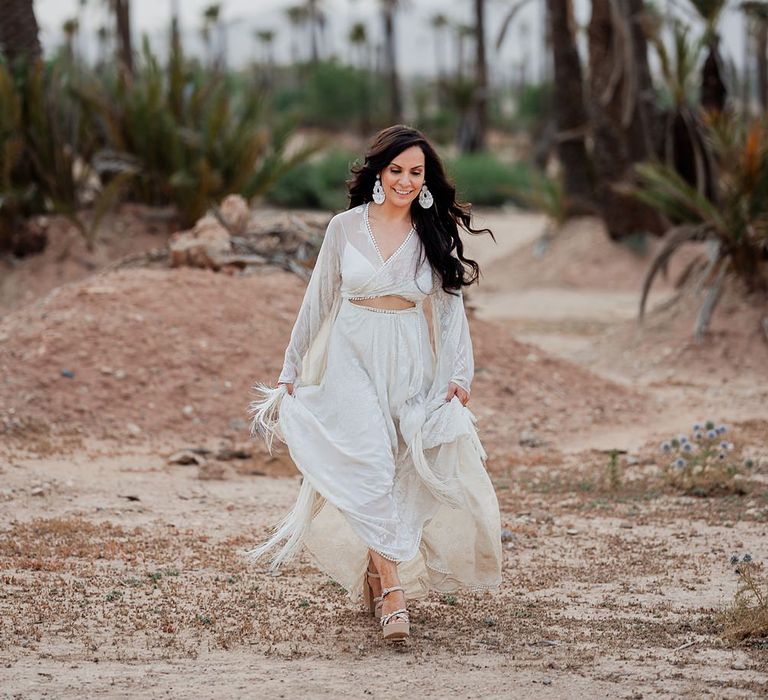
left=277, top=215, right=343, bottom=385
left=430, top=270, right=475, bottom=396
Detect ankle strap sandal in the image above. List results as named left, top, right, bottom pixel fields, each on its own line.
left=379, top=585, right=410, bottom=641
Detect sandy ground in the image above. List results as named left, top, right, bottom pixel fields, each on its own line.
left=1, top=205, right=767, bottom=698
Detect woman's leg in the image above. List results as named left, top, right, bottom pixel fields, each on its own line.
left=368, top=549, right=407, bottom=623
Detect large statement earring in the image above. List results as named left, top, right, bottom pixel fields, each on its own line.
left=419, top=183, right=433, bottom=209
left=372, top=174, right=386, bottom=205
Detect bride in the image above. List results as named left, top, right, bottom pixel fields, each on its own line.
left=246, top=124, right=502, bottom=642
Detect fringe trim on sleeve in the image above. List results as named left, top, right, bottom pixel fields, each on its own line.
left=247, top=382, right=287, bottom=455
left=244, top=478, right=320, bottom=571
left=406, top=431, right=465, bottom=509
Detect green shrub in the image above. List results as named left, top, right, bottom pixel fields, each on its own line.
left=273, top=61, right=385, bottom=132
left=447, top=153, right=535, bottom=207
left=265, top=150, right=357, bottom=210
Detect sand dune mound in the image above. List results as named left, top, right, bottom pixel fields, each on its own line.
left=0, top=266, right=649, bottom=460
left=481, top=216, right=704, bottom=293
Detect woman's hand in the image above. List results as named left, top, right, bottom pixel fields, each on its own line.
left=445, top=381, right=469, bottom=406
left=278, top=382, right=294, bottom=396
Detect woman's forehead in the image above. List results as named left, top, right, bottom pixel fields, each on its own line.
left=389, top=146, right=425, bottom=168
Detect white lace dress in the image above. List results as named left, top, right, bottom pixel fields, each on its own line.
left=246, top=203, right=502, bottom=601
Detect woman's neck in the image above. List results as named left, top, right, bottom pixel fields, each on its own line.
left=369, top=200, right=412, bottom=225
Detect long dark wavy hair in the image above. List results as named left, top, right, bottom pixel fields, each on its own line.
left=347, top=124, right=495, bottom=295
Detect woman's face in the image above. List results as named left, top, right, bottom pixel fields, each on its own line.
left=379, top=145, right=425, bottom=209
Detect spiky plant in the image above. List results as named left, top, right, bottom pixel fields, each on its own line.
left=75, top=35, right=317, bottom=226
left=632, top=114, right=768, bottom=340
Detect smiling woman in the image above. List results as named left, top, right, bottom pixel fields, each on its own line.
left=245, top=124, right=501, bottom=644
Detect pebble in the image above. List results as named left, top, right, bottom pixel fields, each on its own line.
left=500, top=528, right=515, bottom=542
left=115, top=369, right=126, bottom=380
left=126, top=423, right=141, bottom=436
left=61, top=369, right=75, bottom=379
left=731, top=661, right=747, bottom=671
left=565, top=529, right=579, bottom=536
left=182, top=405, right=195, bottom=416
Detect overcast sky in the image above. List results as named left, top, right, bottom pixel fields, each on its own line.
left=35, top=0, right=748, bottom=82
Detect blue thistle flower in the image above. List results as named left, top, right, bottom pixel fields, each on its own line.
left=742, top=554, right=752, bottom=563
left=718, top=452, right=726, bottom=461
left=707, top=429, right=717, bottom=439
left=693, top=422, right=702, bottom=432
left=744, top=458, right=755, bottom=469
left=717, top=424, right=728, bottom=434
left=661, top=441, right=672, bottom=453
left=678, top=434, right=689, bottom=444
left=674, top=458, right=686, bottom=469
left=693, top=431, right=704, bottom=441
left=730, top=554, right=740, bottom=566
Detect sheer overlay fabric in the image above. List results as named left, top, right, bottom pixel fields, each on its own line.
left=245, top=204, right=502, bottom=601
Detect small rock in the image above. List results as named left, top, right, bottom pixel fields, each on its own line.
left=619, top=522, right=634, bottom=529
left=182, top=405, right=195, bottom=417
left=126, top=423, right=141, bottom=436
left=519, top=431, right=543, bottom=448
left=565, top=529, right=579, bottom=536
left=542, top=678, right=552, bottom=686
left=167, top=450, right=206, bottom=466
left=99, top=367, right=114, bottom=376
left=30, top=487, right=45, bottom=497
left=114, top=369, right=126, bottom=380
left=61, top=369, right=75, bottom=379
left=731, top=661, right=747, bottom=671
left=500, top=528, right=515, bottom=542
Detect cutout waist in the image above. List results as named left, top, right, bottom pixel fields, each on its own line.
left=348, top=295, right=416, bottom=311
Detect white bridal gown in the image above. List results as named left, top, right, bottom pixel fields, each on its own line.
left=246, top=202, right=502, bottom=602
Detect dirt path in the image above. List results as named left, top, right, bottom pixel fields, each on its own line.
left=1, top=208, right=766, bottom=698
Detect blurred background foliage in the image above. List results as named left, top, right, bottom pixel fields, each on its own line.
left=0, top=0, right=767, bottom=324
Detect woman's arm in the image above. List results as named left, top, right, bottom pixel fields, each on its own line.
left=277, top=215, right=343, bottom=386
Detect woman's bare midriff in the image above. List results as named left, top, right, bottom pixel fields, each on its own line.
left=349, top=295, right=415, bottom=310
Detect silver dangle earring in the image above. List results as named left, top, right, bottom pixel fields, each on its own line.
left=372, top=174, right=386, bottom=205
left=419, top=182, right=433, bottom=209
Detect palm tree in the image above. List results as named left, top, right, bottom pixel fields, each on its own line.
left=304, top=0, right=326, bottom=64
left=545, top=0, right=593, bottom=208
left=255, top=29, right=276, bottom=66
left=285, top=5, right=310, bottom=64
left=348, top=22, right=368, bottom=69
left=62, top=17, right=80, bottom=64
left=201, top=4, right=222, bottom=67
left=430, top=13, right=450, bottom=81
left=379, top=0, right=403, bottom=123
left=0, top=0, right=42, bottom=66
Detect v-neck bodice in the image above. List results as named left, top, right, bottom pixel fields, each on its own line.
left=363, top=202, right=415, bottom=266
left=335, top=204, right=433, bottom=302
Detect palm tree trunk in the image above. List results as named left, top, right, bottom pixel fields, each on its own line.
left=757, top=20, right=768, bottom=110
left=113, top=0, right=134, bottom=77
left=382, top=2, right=403, bottom=123
left=469, top=0, right=488, bottom=152
left=546, top=0, right=593, bottom=208
left=588, top=0, right=665, bottom=239
left=0, top=0, right=42, bottom=66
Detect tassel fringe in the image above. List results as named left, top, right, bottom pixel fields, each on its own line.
left=247, top=382, right=286, bottom=455
left=244, top=478, right=319, bottom=571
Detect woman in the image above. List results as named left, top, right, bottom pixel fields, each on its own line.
left=246, top=124, right=502, bottom=642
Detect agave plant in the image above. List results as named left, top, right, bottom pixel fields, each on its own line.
left=633, top=114, right=768, bottom=340
left=76, top=35, right=316, bottom=226
left=0, top=59, right=134, bottom=253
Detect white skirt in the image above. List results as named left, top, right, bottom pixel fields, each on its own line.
left=251, top=298, right=502, bottom=601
